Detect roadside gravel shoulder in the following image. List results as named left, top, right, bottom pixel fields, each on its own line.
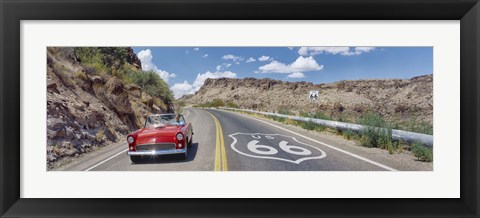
left=52, top=140, right=127, bottom=171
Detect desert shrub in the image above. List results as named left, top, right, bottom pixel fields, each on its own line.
left=277, top=108, right=294, bottom=115
left=284, top=119, right=297, bottom=126
left=177, top=101, right=186, bottom=108
left=343, top=130, right=355, bottom=140
left=336, top=113, right=351, bottom=123
left=210, top=99, right=225, bottom=107
left=195, top=99, right=225, bottom=108
left=357, top=112, right=394, bottom=149
left=225, top=101, right=238, bottom=108
left=52, top=63, right=76, bottom=87
left=270, top=115, right=285, bottom=123
left=299, top=120, right=317, bottom=130
left=411, top=142, right=433, bottom=162
left=75, top=71, right=88, bottom=81
left=95, top=130, right=105, bottom=142
left=127, top=70, right=173, bottom=103
left=405, top=117, right=433, bottom=135
left=314, top=124, right=326, bottom=132
left=313, top=111, right=332, bottom=120
left=74, top=47, right=128, bottom=68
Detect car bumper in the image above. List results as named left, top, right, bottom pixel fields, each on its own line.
left=128, top=148, right=186, bottom=156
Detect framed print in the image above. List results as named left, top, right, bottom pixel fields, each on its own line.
left=1, top=0, right=479, bottom=217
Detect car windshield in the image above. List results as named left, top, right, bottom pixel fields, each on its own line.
left=145, top=114, right=185, bottom=128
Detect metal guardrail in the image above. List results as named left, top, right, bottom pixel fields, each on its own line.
left=220, top=107, right=433, bottom=147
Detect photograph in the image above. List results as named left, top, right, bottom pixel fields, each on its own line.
left=46, top=46, right=433, bottom=171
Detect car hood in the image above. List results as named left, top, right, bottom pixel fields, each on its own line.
left=135, top=125, right=182, bottom=145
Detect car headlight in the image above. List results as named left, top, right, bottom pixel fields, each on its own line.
left=127, top=136, right=134, bottom=144
left=176, top=133, right=184, bottom=141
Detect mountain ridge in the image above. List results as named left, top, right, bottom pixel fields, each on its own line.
left=182, top=74, right=433, bottom=129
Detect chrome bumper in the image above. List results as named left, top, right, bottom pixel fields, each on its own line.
left=128, top=148, right=186, bottom=156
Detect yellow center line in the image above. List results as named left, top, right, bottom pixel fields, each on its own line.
left=217, top=117, right=228, bottom=171
left=207, top=111, right=228, bottom=171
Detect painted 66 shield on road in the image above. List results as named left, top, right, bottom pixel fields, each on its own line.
left=229, top=133, right=326, bottom=164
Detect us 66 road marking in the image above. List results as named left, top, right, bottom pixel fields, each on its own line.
left=229, top=133, right=326, bottom=164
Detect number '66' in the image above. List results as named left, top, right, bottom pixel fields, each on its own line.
left=247, top=140, right=312, bottom=156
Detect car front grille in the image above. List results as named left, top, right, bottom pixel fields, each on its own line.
left=136, top=143, right=176, bottom=151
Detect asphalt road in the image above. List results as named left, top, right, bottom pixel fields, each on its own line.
left=56, top=108, right=431, bottom=171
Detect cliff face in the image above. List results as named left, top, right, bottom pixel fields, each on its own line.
left=47, top=47, right=173, bottom=167
left=183, top=75, right=433, bottom=125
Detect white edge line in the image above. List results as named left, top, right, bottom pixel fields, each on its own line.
left=85, top=149, right=128, bottom=171
left=217, top=109, right=398, bottom=171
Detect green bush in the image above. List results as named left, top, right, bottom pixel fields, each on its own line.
left=405, top=117, right=433, bottom=135
left=411, top=142, right=433, bottom=162
left=299, top=111, right=330, bottom=120
left=225, top=101, right=238, bottom=108
left=313, top=111, right=332, bottom=120
left=299, top=120, right=317, bottom=130
left=74, top=47, right=128, bottom=68
left=177, top=101, right=186, bottom=108
left=343, top=130, right=355, bottom=140
left=357, top=112, right=394, bottom=149
left=277, top=109, right=294, bottom=115
left=195, top=99, right=225, bottom=108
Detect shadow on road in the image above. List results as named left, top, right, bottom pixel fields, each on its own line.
left=131, top=142, right=199, bottom=165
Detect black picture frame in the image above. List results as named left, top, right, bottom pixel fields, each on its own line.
left=1, top=0, right=479, bottom=217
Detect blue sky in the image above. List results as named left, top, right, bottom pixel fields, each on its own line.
left=132, top=47, right=433, bottom=99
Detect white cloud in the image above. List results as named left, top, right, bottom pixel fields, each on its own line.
left=246, top=57, right=256, bottom=63
left=258, top=55, right=271, bottom=62
left=216, top=63, right=232, bottom=71
left=137, top=49, right=176, bottom=83
left=192, top=71, right=237, bottom=89
left=170, top=71, right=237, bottom=99
left=287, top=72, right=305, bottom=78
left=355, top=47, right=375, bottom=53
left=222, top=54, right=243, bottom=62
left=298, top=47, right=375, bottom=56
left=194, top=48, right=200, bottom=51
left=170, top=81, right=195, bottom=99
left=258, top=56, right=323, bottom=74
left=203, top=54, right=208, bottom=58
left=288, top=47, right=295, bottom=50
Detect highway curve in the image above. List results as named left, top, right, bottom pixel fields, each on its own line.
left=56, top=108, right=433, bottom=171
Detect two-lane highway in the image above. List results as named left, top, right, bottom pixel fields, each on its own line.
left=56, top=108, right=432, bottom=171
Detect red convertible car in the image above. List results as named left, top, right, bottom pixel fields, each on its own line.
left=126, top=114, right=193, bottom=163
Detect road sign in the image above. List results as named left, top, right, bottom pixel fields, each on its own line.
left=309, top=90, right=319, bottom=100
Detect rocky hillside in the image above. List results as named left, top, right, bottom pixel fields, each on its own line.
left=47, top=47, right=173, bottom=168
left=183, top=75, right=433, bottom=129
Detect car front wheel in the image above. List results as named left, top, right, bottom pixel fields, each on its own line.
left=187, top=137, right=193, bottom=147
